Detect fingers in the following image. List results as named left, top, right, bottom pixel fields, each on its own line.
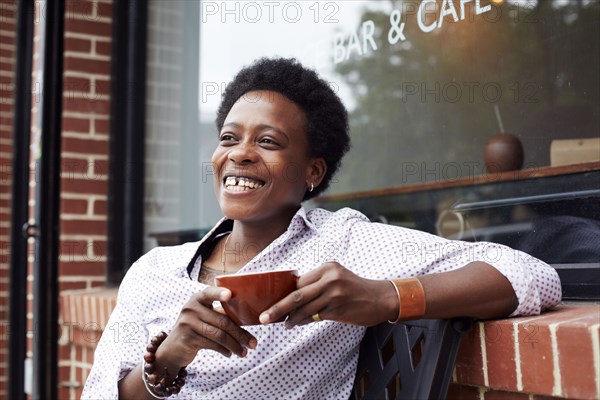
left=179, top=289, right=257, bottom=358
left=199, top=286, right=232, bottom=304
left=285, top=301, right=330, bottom=328
left=258, top=262, right=342, bottom=325
left=188, top=312, right=256, bottom=358
left=259, top=282, right=321, bottom=324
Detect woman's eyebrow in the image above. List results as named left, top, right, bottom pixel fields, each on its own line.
left=221, top=122, right=290, bottom=141
left=221, top=122, right=240, bottom=130
left=256, top=124, right=289, bottom=140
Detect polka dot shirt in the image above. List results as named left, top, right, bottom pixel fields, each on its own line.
left=81, top=207, right=561, bottom=399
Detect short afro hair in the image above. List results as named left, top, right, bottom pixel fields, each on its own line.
left=216, top=57, right=350, bottom=200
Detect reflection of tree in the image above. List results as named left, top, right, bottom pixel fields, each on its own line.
left=332, top=0, right=600, bottom=194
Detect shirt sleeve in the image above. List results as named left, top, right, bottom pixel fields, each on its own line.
left=340, top=217, right=562, bottom=317
left=81, top=258, right=150, bottom=399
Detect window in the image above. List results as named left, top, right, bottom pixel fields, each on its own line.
left=142, top=0, right=599, bottom=296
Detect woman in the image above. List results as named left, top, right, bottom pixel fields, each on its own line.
left=82, top=58, right=561, bottom=399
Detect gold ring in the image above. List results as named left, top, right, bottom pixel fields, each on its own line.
left=312, top=313, right=322, bottom=322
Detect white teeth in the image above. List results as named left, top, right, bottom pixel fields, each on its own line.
left=224, top=176, right=264, bottom=191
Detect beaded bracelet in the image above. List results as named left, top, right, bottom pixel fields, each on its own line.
left=142, top=331, right=188, bottom=398
left=387, top=278, right=426, bottom=323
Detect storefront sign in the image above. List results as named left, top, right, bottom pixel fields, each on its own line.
left=334, top=0, right=493, bottom=64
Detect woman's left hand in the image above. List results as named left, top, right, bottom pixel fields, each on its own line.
left=259, top=262, right=398, bottom=327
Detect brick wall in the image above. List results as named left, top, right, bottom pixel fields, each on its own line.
left=57, top=2, right=113, bottom=398
left=450, top=305, right=600, bottom=399
left=0, top=1, right=16, bottom=397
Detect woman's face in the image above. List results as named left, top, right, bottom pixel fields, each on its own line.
left=212, top=90, right=325, bottom=224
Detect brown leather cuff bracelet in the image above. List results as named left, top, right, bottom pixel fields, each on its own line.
left=388, top=278, right=426, bottom=323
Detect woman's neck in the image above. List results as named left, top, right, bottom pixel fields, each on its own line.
left=225, top=207, right=300, bottom=269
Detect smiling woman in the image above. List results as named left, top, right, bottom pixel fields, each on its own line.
left=81, top=58, right=561, bottom=400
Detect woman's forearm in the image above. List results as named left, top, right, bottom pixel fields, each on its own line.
left=118, top=363, right=155, bottom=400
left=416, top=261, right=519, bottom=320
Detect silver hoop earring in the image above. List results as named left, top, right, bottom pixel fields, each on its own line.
left=309, top=183, right=314, bottom=192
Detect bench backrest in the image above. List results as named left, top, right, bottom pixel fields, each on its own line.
left=352, top=318, right=472, bottom=400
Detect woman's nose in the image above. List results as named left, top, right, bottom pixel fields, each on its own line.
left=228, top=142, right=258, bottom=164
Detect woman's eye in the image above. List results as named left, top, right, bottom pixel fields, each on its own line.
left=219, top=134, right=236, bottom=142
left=260, top=138, right=279, bottom=146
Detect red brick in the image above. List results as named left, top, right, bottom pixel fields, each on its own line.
left=0, top=142, right=13, bottom=153
left=64, top=18, right=111, bottom=37
left=63, top=137, right=108, bottom=155
left=518, top=305, right=598, bottom=325
left=60, top=240, right=89, bottom=258
left=90, top=280, right=105, bottom=289
left=0, top=47, right=14, bottom=59
left=62, top=157, right=89, bottom=174
left=59, top=281, right=87, bottom=292
left=518, top=322, right=554, bottom=395
left=557, top=318, right=599, bottom=399
left=77, top=364, right=84, bottom=385
left=62, top=116, right=90, bottom=133
left=93, top=199, right=107, bottom=215
left=73, top=325, right=102, bottom=348
left=0, top=34, right=14, bottom=46
left=61, top=219, right=106, bottom=236
left=61, top=198, right=88, bottom=215
left=57, top=387, right=70, bottom=400
left=92, top=240, right=106, bottom=258
left=484, top=321, right=517, bottom=391
left=58, top=364, right=69, bottom=381
left=96, top=40, right=111, bottom=56
left=61, top=177, right=107, bottom=195
left=63, top=96, right=110, bottom=114
left=59, top=261, right=105, bottom=276
left=64, top=37, right=92, bottom=53
left=94, top=118, right=109, bottom=134
left=0, top=21, right=15, bottom=32
left=92, top=159, right=108, bottom=177
left=64, top=76, right=91, bottom=97
left=0, top=102, right=14, bottom=112
left=66, top=1, right=113, bottom=20
left=64, top=56, right=110, bottom=75
left=455, top=323, right=485, bottom=386
left=94, top=79, right=110, bottom=97
left=0, top=61, right=14, bottom=73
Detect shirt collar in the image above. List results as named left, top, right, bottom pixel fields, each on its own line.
left=185, top=207, right=315, bottom=278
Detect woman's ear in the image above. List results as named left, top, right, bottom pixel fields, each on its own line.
left=306, top=157, right=327, bottom=189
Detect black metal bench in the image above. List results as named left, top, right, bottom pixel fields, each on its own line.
left=352, top=318, right=473, bottom=400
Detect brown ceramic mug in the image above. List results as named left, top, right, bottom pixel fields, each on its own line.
left=215, top=269, right=298, bottom=326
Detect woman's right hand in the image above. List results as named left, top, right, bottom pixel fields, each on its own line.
left=118, top=287, right=257, bottom=399
left=155, top=286, right=258, bottom=370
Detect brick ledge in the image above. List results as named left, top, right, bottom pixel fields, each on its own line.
left=453, top=304, right=600, bottom=399
left=59, top=290, right=599, bottom=398
left=60, top=288, right=118, bottom=348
